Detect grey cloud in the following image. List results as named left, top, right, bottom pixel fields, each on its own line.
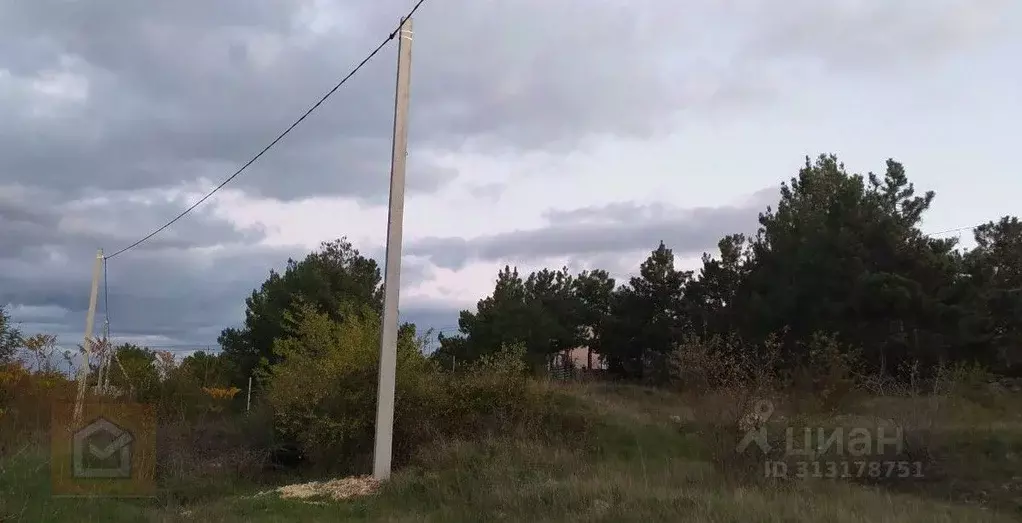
left=4, top=245, right=447, bottom=348
left=0, top=183, right=286, bottom=344
left=0, top=183, right=442, bottom=346
left=2, top=0, right=1010, bottom=203
left=564, top=254, right=647, bottom=283
left=406, top=187, right=778, bottom=271
left=391, top=256, right=435, bottom=290
left=467, top=183, right=506, bottom=203
left=401, top=302, right=464, bottom=334
left=400, top=301, right=468, bottom=353
left=542, top=202, right=674, bottom=226
left=0, top=0, right=446, bottom=202
left=2, top=247, right=291, bottom=347
left=1, top=0, right=1013, bottom=347
left=737, top=0, right=1015, bottom=73
left=0, top=184, right=264, bottom=259
left=7, top=304, right=69, bottom=323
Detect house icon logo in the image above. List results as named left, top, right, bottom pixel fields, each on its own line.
left=51, top=402, right=156, bottom=496
left=72, top=417, right=134, bottom=479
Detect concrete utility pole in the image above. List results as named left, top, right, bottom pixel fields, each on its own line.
left=95, top=342, right=105, bottom=396
left=73, top=249, right=104, bottom=427
left=373, top=16, right=414, bottom=482
left=99, top=283, right=111, bottom=394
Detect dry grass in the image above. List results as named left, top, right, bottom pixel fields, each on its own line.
left=3, top=378, right=1022, bottom=522
left=267, top=476, right=381, bottom=501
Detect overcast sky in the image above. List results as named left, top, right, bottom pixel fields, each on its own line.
left=2, top=0, right=1020, bottom=353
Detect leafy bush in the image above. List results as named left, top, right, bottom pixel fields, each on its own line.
left=0, top=362, right=75, bottom=449
left=788, top=332, right=861, bottom=412
left=265, top=302, right=440, bottom=471
left=436, top=343, right=533, bottom=435
left=668, top=334, right=784, bottom=474
left=265, top=302, right=558, bottom=473
left=669, top=333, right=782, bottom=397
left=101, top=344, right=162, bottom=402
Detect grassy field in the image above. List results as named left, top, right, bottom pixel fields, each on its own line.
left=2, top=382, right=1021, bottom=522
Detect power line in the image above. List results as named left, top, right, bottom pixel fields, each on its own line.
left=93, top=342, right=219, bottom=349
left=104, top=0, right=429, bottom=261
left=97, top=345, right=220, bottom=352
left=926, top=223, right=986, bottom=237
left=147, top=346, right=220, bottom=352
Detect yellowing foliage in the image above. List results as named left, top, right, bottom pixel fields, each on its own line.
left=0, top=364, right=28, bottom=386
left=202, top=386, right=242, bottom=400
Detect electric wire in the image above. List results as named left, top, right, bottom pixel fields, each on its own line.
left=927, top=223, right=985, bottom=237
left=104, top=0, right=428, bottom=260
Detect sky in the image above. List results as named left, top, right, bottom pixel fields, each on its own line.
left=2, top=0, right=1021, bottom=354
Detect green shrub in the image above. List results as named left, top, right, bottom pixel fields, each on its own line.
left=790, top=332, right=860, bottom=412
left=264, top=303, right=559, bottom=473
left=436, top=343, right=532, bottom=435
left=265, top=302, right=444, bottom=471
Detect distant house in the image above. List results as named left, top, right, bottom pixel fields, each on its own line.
left=550, top=346, right=607, bottom=371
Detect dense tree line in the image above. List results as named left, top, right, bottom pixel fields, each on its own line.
left=141, top=152, right=1020, bottom=389
left=435, top=155, right=1022, bottom=381
left=7, top=154, right=1019, bottom=391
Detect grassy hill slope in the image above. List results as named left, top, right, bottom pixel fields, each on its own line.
left=3, top=382, right=1020, bottom=522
